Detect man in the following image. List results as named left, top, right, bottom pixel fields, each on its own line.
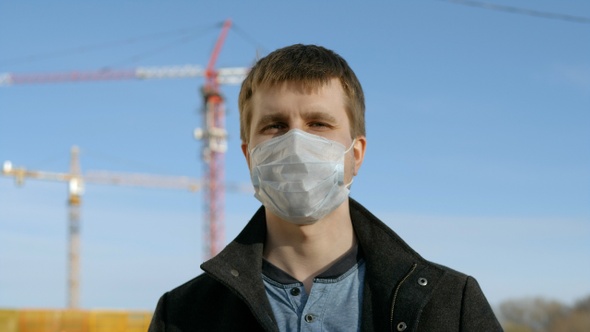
left=149, top=44, right=502, bottom=331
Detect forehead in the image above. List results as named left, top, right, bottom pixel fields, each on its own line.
left=251, top=79, right=347, bottom=117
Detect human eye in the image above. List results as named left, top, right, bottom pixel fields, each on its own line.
left=260, top=122, right=287, bottom=134
left=308, top=121, right=333, bottom=131
left=310, top=121, right=329, bottom=127
left=305, top=112, right=337, bottom=132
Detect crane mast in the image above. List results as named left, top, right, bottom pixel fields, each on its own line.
left=199, top=19, right=232, bottom=259
left=68, top=146, right=83, bottom=308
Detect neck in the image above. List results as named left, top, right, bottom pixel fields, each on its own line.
left=263, top=202, right=356, bottom=293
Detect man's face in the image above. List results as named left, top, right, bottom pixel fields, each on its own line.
left=241, top=78, right=366, bottom=183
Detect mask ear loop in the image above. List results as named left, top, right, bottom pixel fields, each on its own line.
left=345, top=178, right=354, bottom=189
left=247, top=144, right=261, bottom=188
left=344, top=138, right=356, bottom=154
left=339, top=138, right=357, bottom=186
left=247, top=144, right=253, bottom=169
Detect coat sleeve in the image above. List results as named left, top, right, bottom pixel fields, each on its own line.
left=460, top=277, right=503, bottom=331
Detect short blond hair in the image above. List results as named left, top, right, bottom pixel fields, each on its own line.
left=238, top=44, right=365, bottom=143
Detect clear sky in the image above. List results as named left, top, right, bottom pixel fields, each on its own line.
left=1, top=0, right=588, bottom=311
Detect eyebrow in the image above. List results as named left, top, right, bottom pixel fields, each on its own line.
left=303, top=111, right=338, bottom=124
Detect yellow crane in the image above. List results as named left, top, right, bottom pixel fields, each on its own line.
left=2, top=145, right=250, bottom=308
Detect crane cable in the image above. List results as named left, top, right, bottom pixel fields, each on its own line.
left=0, top=24, right=217, bottom=67
left=438, top=0, right=590, bottom=24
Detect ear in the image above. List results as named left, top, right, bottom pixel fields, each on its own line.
left=352, top=136, right=366, bottom=176
left=241, top=142, right=251, bottom=170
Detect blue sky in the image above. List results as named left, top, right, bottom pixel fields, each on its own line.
left=1, top=0, right=589, bottom=311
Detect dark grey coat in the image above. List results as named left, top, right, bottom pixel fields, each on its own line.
left=149, top=198, right=503, bottom=331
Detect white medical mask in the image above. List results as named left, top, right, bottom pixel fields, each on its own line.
left=248, top=129, right=355, bottom=225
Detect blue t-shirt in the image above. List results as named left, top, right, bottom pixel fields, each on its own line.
left=262, top=246, right=365, bottom=332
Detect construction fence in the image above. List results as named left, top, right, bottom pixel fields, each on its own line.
left=0, top=309, right=152, bottom=332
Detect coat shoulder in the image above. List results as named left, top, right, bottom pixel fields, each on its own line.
left=166, top=273, right=218, bottom=302
left=417, top=262, right=503, bottom=331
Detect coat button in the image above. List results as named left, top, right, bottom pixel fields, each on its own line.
left=397, top=322, right=407, bottom=331
left=304, top=314, right=314, bottom=323
left=230, top=269, right=239, bottom=277
left=290, top=287, right=301, bottom=296
left=418, top=277, right=428, bottom=286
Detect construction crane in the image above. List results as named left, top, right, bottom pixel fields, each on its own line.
left=0, top=19, right=249, bottom=261
left=2, top=145, right=251, bottom=308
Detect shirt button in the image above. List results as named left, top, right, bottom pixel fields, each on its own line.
left=290, top=287, right=301, bottom=296
left=397, top=322, right=407, bottom=331
left=304, top=314, right=314, bottom=323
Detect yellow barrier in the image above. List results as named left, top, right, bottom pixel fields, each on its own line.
left=0, top=309, right=152, bottom=332
left=0, top=309, right=18, bottom=332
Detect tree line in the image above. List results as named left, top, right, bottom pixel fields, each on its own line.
left=499, top=295, right=590, bottom=332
